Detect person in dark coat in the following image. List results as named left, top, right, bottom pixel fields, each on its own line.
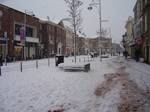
left=124, top=51, right=128, bottom=59
left=0, top=55, right=3, bottom=66
left=135, top=49, right=140, bottom=62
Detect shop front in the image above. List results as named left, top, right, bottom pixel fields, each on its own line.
left=0, top=37, right=8, bottom=59
left=143, top=37, right=150, bottom=64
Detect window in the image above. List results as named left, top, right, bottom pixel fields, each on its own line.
left=0, top=20, right=1, bottom=30
left=49, top=35, right=51, bottom=41
left=26, top=27, right=33, bottom=37
left=15, top=24, right=22, bottom=35
left=15, top=24, right=34, bottom=37
left=0, top=10, right=2, bottom=30
left=145, top=0, right=147, bottom=5
left=144, top=13, right=148, bottom=32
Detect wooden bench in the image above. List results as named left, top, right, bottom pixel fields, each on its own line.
left=59, top=63, right=90, bottom=72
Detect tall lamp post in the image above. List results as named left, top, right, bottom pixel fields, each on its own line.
left=88, top=0, right=102, bottom=61
left=21, top=10, right=35, bottom=60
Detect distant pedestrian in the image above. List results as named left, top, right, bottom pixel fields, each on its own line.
left=0, top=55, right=3, bottom=66
left=135, top=49, right=140, bottom=62
left=124, top=51, right=128, bottom=59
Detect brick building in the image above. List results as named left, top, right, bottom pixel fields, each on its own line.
left=0, top=4, right=40, bottom=61
left=77, top=36, right=86, bottom=55
left=40, top=20, right=56, bottom=57
left=65, top=25, right=74, bottom=56
left=57, top=21, right=66, bottom=55
left=40, top=20, right=66, bottom=57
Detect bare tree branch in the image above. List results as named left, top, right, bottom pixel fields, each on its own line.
left=64, top=0, right=83, bottom=62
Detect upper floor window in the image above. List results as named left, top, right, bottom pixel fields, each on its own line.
left=26, top=27, right=33, bottom=37
left=145, top=0, right=147, bottom=5
left=144, top=13, right=148, bottom=32
left=0, top=20, right=1, bottom=31
left=15, top=24, right=34, bottom=37
left=0, top=10, right=2, bottom=30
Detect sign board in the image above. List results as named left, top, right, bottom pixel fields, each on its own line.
left=0, top=36, right=9, bottom=45
left=4, top=32, right=7, bottom=38
left=20, top=27, right=25, bottom=45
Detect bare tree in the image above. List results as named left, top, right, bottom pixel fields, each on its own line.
left=64, top=0, right=83, bottom=62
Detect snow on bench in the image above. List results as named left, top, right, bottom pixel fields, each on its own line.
left=59, top=63, right=90, bottom=72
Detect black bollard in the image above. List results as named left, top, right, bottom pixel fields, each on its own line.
left=20, top=62, right=22, bottom=72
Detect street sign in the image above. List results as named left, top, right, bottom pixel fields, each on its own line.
left=4, top=32, right=7, bottom=38
left=0, top=37, right=9, bottom=41
left=0, top=39, right=7, bottom=44
left=0, top=37, right=9, bottom=45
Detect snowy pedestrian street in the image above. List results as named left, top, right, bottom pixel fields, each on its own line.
left=0, top=56, right=150, bottom=112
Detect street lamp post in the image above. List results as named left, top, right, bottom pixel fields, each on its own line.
left=21, top=10, right=35, bottom=60
left=88, top=0, right=102, bottom=61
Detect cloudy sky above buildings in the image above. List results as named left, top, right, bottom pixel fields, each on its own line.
left=0, top=0, right=136, bottom=43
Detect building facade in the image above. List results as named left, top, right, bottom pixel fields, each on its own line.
left=77, top=36, right=86, bottom=55
left=65, top=26, right=74, bottom=56
left=0, top=4, right=40, bottom=61
left=40, top=20, right=66, bottom=57
left=84, top=37, right=112, bottom=55
left=133, top=0, right=150, bottom=63
left=141, top=0, right=150, bottom=63
left=99, top=37, right=112, bottom=55
left=125, top=16, right=134, bottom=57
left=40, top=20, right=56, bottom=57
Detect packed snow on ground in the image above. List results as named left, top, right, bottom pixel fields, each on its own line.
left=1, top=56, right=150, bottom=112
left=108, top=56, right=150, bottom=91
left=0, top=56, right=122, bottom=112
left=107, top=56, right=150, bottom=112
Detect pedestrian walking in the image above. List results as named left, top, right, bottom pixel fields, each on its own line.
left=124, top=51, right=128, bottom=59
left=0, top=55, right=3, bottom=76
left=0, top=55, right=3, bottom=66
left=135, top=49, right=140, bottom=62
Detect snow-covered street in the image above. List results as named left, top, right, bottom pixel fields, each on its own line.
left=0, top=56, right=150, bottom=112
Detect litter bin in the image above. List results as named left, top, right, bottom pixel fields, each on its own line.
left=55, top=55, right=64, bottom=66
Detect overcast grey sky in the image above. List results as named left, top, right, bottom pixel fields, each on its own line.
left=0, top=0, right=136, bottom=43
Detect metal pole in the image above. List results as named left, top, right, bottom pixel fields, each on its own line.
left=99, top=0, right=102, bottom=61
left=48, top=58, right=50, bottom=67
left=36, top=60, right=38, bottom=69
left=4, top=32, right=8, bottom=65
left=73, top=0, right=77, bottom=63
left=24, top=10, right=26, bottom=60
left=20, top=62, right=22, bottom=72
left=0, top=66, right=1, bottom=76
